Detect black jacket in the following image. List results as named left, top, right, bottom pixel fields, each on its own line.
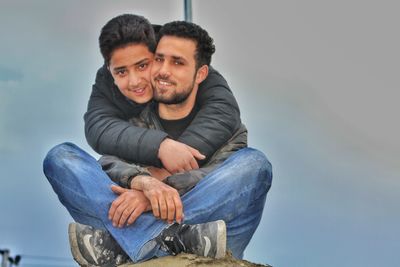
left=99, top=103, right=248, bottom=195
left=84, top=65, right=241, bottom=167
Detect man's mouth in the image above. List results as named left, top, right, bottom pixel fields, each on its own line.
left=155, top=78, right=175, bottom=87
left=129, top=86, right=146, bottom=95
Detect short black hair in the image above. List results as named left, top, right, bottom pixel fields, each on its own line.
left=158, top=21, right=215, bottom=69
left=99, top=14, right=156, bottom=65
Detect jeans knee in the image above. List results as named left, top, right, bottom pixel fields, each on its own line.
left=256, top=150, right=273, bottom=186
left=239, top=148, right=273, bottom=187
left=43, top=142, right=79, bottom=178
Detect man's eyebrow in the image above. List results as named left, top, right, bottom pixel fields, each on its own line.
left=112, top=66, right=127, bottom=72
left=133, top=58, right=150, bottom=66
left=171, top=56, right=185, bottom=62
left=156, top=53, right=187, bottom=63
left=112, top=58, right=150, bottom=72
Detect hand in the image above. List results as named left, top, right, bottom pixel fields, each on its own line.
left=158, top=138, right=205, bottom=174
left=139, top=176, right=183, bottom=224
left=109, top=185, right=151, bottom=228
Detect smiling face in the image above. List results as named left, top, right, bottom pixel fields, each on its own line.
left=108, top=43, right=154, bottom=104
left=151, top=36, right=201, bottom=105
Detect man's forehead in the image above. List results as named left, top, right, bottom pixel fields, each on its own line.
left=156, top=36, right=196, bottom=58
left=109, top=43, right=153, bottom=69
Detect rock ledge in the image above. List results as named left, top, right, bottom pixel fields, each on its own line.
left=120, top=253, right=271, bottom=267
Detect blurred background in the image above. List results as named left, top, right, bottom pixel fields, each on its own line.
left=0, top=0, right=399, bottom=266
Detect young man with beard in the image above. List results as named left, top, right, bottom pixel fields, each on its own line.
left=84, top=20, right=242, bottom=174
left=43, top=15, right=272, bottom=266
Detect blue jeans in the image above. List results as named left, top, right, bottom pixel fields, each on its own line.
left=43, top=142, right=272, bottom=262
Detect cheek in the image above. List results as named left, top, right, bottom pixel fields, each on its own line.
left=150, top=63, right=161, bottom=77
left=178, top=71, right=192, bottom=85
left=147, top=87, right=154, bottom=97
left=140, top=70, right=152, bottom=82
left=113, top=77, right=128, bottom=92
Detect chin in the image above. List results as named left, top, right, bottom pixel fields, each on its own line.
left=134, top=96, right=152, bottom=104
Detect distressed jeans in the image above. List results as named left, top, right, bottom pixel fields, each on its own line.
left=43, top=142, right=272, bottom=262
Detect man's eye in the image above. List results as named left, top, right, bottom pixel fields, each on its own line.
left=138, top=63, right=148, bottom=70
left=155, top=57, right=163, bottom=62
left=174, top=60, right=183, bottom=65
left=116, top=70, right=127, bottom=76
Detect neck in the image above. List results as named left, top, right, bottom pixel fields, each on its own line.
left=158, top=86, right=198, bottom=120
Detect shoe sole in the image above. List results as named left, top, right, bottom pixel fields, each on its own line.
left=68, top=223, right=93, bottom=267
left=215, top=220, right=227, bottom=259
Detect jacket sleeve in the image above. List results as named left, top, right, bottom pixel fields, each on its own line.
left=84, top=65, right=241, bottom=166
left=165, top=124, right=248, bottom=195
left=84, top=65, right=168, bottom=166
left=99, top=125, right=247, bottom=194
left=178, top=66, right=242, bottom=164
left=98, top=155, right=151, bottom=188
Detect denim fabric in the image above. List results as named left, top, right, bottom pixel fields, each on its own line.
left=43, top=142, right=272, bottom=262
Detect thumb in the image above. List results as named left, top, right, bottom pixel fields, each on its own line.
left=187, top=146, right=206, bottom=160
left=111, top=185, right=128, bottom=195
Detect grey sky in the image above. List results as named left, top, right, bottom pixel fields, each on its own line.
left=1, top=1, right=399, bottom=266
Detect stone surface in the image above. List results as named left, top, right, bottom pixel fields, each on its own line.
left=120, top=253, right=271, bottom=267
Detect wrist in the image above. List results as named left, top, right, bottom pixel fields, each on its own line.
left=158, top=137, right=172, bottom=159
left=128, top=168, right=151, bottom=189
left=130, top=174, right=152, bottom=190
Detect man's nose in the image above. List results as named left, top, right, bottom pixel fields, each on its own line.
left=158, top=61, right=171, bottom=77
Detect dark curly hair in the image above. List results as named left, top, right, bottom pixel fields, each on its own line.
left=99, top=14, right=156, bottom=65
left=158, top=21, right=215, bottom=69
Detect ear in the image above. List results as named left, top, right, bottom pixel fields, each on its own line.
left=195, top=65, right=209, bottom=84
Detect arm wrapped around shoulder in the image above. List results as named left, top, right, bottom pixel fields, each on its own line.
left=178, top=67, right=242, bottom=164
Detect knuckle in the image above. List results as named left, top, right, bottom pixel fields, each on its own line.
left=121, top=211, right=129, bottom=219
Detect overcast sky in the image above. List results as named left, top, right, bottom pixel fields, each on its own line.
left=1, top=1, right=399, bottom=266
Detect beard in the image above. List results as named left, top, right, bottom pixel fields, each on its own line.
left=153, top=77, right=195, bottom=105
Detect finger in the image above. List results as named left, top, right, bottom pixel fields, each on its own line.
left=118, top=205, right=134, bottom=228
left=113, top=202, right=128, bottom=227
left=188, top=147, right=206, bottom=160
left=111, top=185, right=128, bottom=195
left=127, top=207, right=144, bottom=225
left=166, top=194, right=175, bottom=223
left=177, top=168, right=186, bottom=174
left=109, top=196, right=125, bottom=220
left=158, top=194, right=168, bottom=220
left=189, top=157, right=199, bottom=169
left=182, top=160, right=194, bottom=172
left=149, top=196, right=160, bottom=218
left=173, top=194, right=183, bottom=224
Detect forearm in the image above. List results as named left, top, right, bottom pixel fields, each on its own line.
left=147, top=166, right=171, bottom=181
left=99, top=155, right=151, bottom=188
left=178, top=67, right=241, bottom=163
left=167, top=124, right=248, bottom=195
left=89, top=118, right=167, bottom=165
left=164, top=165, right=219, bottom=195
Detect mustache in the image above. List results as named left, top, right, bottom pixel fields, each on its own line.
left=154, top=75, right=176, bottom=85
